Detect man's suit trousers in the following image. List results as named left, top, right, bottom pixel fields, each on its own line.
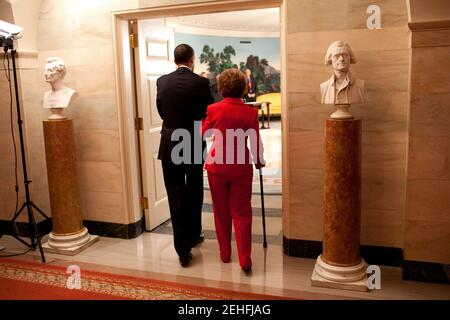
left=162, top=161, right=203, bottom=258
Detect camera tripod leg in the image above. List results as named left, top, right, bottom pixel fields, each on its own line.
left=11, top=202, right=26, bottom=223
left=11, top=233, right=32, bottom=248
left=0, top=203, right=25, bottom=239
left=27, top=205, right=46, bottom=263
left=31, top=202, right=50, bottom=220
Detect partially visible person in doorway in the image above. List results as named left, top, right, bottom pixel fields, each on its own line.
left=211, top=74, right=223, bottom=102
left=243, top=68, right=256, bottom=102
left=202, top=68, right=265, bottom=274
left=156, top=43, right=214, bottom=267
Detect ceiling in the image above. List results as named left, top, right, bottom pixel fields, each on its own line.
left=166, top=8, right=280, bottom=37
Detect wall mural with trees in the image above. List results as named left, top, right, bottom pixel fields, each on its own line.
left=175, top=33, right=281, bottom=96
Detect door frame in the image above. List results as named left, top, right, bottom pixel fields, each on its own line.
left=111, top=0, right=289, bottom=230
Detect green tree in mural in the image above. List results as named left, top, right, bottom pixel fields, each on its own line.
left=199, top=45, right=237, bottom=74
left=200, top=45, right=280, bottom=95
left=244, top=55, right=280, bottom=95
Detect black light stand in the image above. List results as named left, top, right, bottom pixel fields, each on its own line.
left=0, top=36, right=48, bottom=263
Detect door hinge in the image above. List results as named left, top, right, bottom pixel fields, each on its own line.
left=140, top=196, right=148, bottom=210
left=135, top=117, right=144, bottom=131
left=129, top=33, right=138, bottom=48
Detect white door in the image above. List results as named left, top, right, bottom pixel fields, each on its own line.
left=135, top=19, right=175, bottom=230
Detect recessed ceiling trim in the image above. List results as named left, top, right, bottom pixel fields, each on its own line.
left=166, top=21, right=280, bottom=38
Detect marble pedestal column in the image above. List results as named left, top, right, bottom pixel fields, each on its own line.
left=42, top=119, right=98, bottom=255
left=311, top=118, right=368, bottom=291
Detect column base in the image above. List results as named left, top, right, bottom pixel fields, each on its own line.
left=330, top=104, right=353, bottom=119
left=0, top=245, right=5, bottom=252
left=43, top=227, right=99, bottom=256
left=311, top=255, right=368, bottom=292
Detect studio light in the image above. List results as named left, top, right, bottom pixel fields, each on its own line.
left=0, top=20, right=23, bottom=39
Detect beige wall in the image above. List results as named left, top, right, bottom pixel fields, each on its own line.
left=285, top=0, right=409, bottom=249
left=9, top=0, right=42, bottom=52
left=404, top=0, right=450, bottom=264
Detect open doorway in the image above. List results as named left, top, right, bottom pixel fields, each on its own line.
left=118, top=5, right=283, bottom=245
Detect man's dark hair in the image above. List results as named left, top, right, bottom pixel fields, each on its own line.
left=174, top=44, right=194, bottom=65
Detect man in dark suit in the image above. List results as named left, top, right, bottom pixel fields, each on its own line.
left=156, top=44, right=214, bottom=267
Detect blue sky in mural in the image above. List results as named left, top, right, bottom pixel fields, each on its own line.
left=175, top=33, right=280, bottom=74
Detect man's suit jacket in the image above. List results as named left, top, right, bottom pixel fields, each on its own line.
left=201, top=97, right=265, bottom=176
left=156, top=67, right=214, bottom=162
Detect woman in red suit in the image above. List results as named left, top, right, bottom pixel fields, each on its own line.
left=202, top=69, right=265, bottom=273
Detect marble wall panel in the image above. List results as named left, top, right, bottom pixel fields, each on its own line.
left=361, top=132, right=407, bottom=174
left=408, top=136, right=450, bottom=180
left=289, top=168, right=323, bottom=207
left=350, top=92, right=408, bottom=133
left=404, top=219, right=450, bottom=264
left=287, top=53, right=329, bottom=93
left=361, top=209, right=404, bottom=248
left=406, top=180, right=450, bottom=222
left=287, top=0, right=407, bottom=33
left=39, top=0, right=140, bottom=20
left=288, top=27, right=409, bottom=54
left=75, top=130, right=121, bottom=162
left=409, top=92, right=450, bottom=137
left=361, top=173, right=406, bottom=212
left=405, top=28, right=450, bottom=264
left=64, top=96, right=119, bottom=131
left=81, top=191, right=127, bottom=224
left=36, top=46, right=114, bottom=69
left=72, top=65, right=116, bottom=96
left=37, top=14, right=114, bottom=51
left=410, top=46, right=450, bottom=95
left=411, top=29, right=450, bottom=48
left=288, top=132, right=324, bottom=170
left=77, top=161, right=123, bottom=193
left=0, top=73, right=15, bottom=134
left=288, top=203, right=323, bottom=241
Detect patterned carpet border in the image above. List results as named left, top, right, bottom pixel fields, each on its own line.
left=0, top=258, right=290, bottom=300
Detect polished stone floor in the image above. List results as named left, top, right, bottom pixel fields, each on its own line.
left=1, top=233, right=449, bottom=300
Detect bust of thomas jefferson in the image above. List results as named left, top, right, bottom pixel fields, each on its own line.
left=43, top=57, right=78, bottom=120
left=320, top=41, right=364, bottom=118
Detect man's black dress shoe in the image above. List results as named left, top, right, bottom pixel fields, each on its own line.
left=179, top=253, right=192, bottom=267
left=191, top=233, right=205, bottom=248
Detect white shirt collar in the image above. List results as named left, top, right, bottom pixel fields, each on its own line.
left=177, top=65, right=192, bottom=71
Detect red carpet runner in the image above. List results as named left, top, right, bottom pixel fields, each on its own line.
left=0, top=258, right=288, bottom=300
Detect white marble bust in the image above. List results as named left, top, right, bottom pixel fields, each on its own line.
left=320, top=41, right=364, bottom=118
left=43, top=57, right=78, bottom=120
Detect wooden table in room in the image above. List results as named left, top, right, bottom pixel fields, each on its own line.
left=245, top=101, right=271, bottom=129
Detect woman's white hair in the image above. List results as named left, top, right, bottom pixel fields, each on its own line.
left=45, top=57, right=67, bottom=78
left=324, top=40, right=356, bottom=66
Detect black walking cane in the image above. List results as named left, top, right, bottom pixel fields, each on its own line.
left=259, top=168, right=268, bottom=248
